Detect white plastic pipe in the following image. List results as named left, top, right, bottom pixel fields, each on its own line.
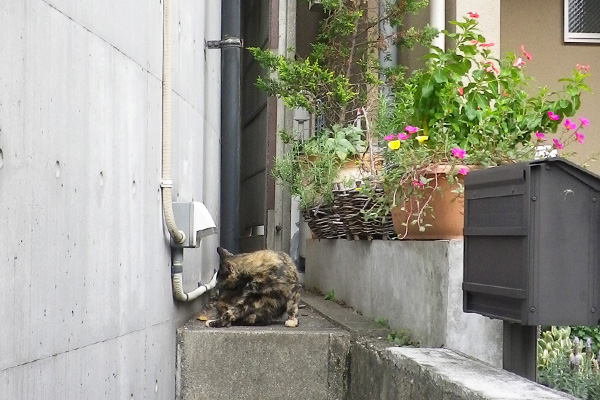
left=430, top=0, right=445, bottom=51
left=162, top=0, right=185, bottom=245
left=171, top=247, right=218, bottom=301
left=162, top=0, right=214, bottom=302
left=172, top=272, right=218, bottom=301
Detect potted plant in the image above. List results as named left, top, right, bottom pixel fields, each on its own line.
left=360, top=14, right=591, bottom=239
left=249, top=0, right=437, bottom=239
left=271, top=123, right=370, bottom=238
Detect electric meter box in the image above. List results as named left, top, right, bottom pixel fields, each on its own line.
left=463, top=158, right=600, bottom=326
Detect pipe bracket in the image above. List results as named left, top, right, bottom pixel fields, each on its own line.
left=206, top=37, right=243, bottom=49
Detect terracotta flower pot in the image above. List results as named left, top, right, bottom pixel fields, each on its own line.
left=390, top=165, right=475, bottom=240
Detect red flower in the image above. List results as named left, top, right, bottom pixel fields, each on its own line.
left=458, top=87, right=464, bottom=96
left=467, top=12, right=479, bottom=19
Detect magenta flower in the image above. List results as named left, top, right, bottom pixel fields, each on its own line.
left=535, top=132, right=546, bottom=141
left=412, top=180, right=423, bottom=187
left=575, top=132, right=585, bottom=143
left=467, top=12, right=479, bottom=19
left=579, top=117, right=590, bottom=127
left=563, top=118, right=576, bottom=130
left=513, top=57, right=525, bottom=69
left=458, top=168, right=468, bottom=176
left=553, top=139, right=563, bottom=150
left=404, top=125, right=419, bottom=134
left=397, top=133, right=410, bottom=140
left=451, top=147, right=466, bottom=159
left=547, top=111, right=559, bottom=121
left=383, top=134, right=395, bottom=141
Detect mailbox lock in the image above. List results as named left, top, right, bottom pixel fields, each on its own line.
left=592, top=307, right=597, bottom=313
left=531, top=196, right=537, bottom=201
left=593, top=198, right=598, bottom=203
left=530, top=307, right=536, bottom=313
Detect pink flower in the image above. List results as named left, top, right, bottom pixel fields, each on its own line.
left=535, top=132, right=546, bottom=141
left=513, top=57, right=525, bottom=68
left=479, top=43, right=494, bottom=48
left=575, top=132, right=585, bottom=143
left=547, top=111, right=559, bottom=121
left=383, top=134, right=395, bottom=141
left=451, top=147, right=466, bottom=159
left=576, top=64, right=590, bottom=73
left=563, top=118, right=576, bottom=130
left=404, top=125, right=419, bottom=134
left=458, top=87, right=464, bottom=96
left=412, top=180, right=423, bottom=187
left=467, top=12, right=479, bottom=19
left=482, top=61, right=499, bottom=74
left=469, top=39, right=479, bottom=45
left=579, top=117, right=590, bottom=127
left=397, top=133, right=410, bottom=140
left=520, top=44, right=532, bottom=61
left=553, top=139, right=563, bottom=150
left=458, top=168, right=468, bottom=176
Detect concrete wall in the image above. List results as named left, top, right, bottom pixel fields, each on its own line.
left=0, top=1, right=221, bottom=398
left=305, top=239, right=503, bottom=367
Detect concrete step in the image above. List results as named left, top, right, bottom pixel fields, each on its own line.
left=176, top=297, right=353, bottom=400
left=177, top=290, right=574, bottom=400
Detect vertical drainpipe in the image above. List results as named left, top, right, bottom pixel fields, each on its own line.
left=430, top=0, right=446, bottom=51
left=220, top=0, right=242, bottom=254
left=378, top=0, right=397, bottom=97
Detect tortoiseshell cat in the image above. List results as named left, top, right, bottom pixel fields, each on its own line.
left=201, top=247, right=300, bottom=328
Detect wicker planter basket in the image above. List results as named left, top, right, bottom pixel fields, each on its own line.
left=332, top=188, right=395, bottom=240
left=302, top=206, right=346, bottom=239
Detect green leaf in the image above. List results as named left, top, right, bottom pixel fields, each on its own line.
left=433, top=68, right=447, bottom=84
left=474, top=93, right=488, bottom=109
left=465, top=102, right=477, bottom=120
left=421, top=76, right=435, bottom=98
left=336, top=150, right=347, bottom=160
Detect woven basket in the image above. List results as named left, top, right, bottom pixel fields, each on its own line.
left=303, top=206, right=346, bottom=239
left=332, top=188, right=395, bottom=240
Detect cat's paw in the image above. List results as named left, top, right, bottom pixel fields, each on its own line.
left=284, top=318, right=298, bottom=328
left=206, top=319, right=230, bottom=328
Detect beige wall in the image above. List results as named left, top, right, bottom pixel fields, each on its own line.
left=502, top=0, right=600, bottom=173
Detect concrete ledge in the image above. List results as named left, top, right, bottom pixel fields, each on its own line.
left=349, top=345, right=575, bottom=400
left=178, top=289, right=573, bottom=399
left=303, top=290, right=574, bottom=400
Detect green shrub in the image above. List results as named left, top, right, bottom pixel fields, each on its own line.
left=538, top=326, right=600, bottom=399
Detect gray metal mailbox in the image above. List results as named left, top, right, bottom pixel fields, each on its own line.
left=463, top=158, right=600, bottom=326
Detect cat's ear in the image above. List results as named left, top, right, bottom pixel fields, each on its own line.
left=217, top=247, right=233, bottom=259
left=217, top=259, right=233, bottom=280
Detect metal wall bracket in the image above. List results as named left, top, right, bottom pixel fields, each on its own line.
left=205, top=38, right=243, bottom=49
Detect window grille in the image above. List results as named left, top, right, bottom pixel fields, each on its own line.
left=564, top=0, right=600, bottom=43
